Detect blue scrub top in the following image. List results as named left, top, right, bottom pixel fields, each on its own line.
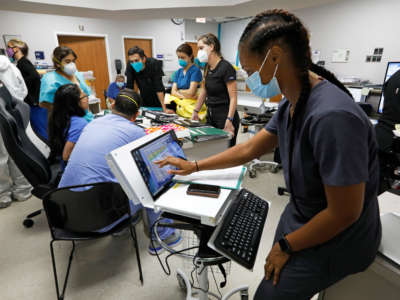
left=67, top=116, right=88, bottom=143
left=107, top=82, right=126, bottom=100
left=37, top=71, right=92, bottom=140
left=173, top=64, right=202, bottom=90
left=40, top=71, right=92, bottom=103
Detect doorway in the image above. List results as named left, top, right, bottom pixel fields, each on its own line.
left=57, top=35, right=111, bottom=108
left=186, top=41, right=198, bottom=57
left=123, top=37, right=153, bottom=61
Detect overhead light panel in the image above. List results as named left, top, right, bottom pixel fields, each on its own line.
left=196, top=17, right=207, bottom=23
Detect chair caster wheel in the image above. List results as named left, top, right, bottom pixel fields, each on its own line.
left=277, top=187, right=285, bottom=195
left=249, top=170, right=257, bottom=178
left=177, top=273, right=187, bottom=292
left=23, top=219, right=34, bottom=228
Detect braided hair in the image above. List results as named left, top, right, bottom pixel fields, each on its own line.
left=240, top=10, right=352, bottom=219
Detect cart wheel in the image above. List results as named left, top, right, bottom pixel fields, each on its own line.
left=249, top=170, right=257, bottom=178
left=270, top=166, right=279, bottom=174
left=277, top=187, right=285, bottom=196
left=23, top=218, right=34, bottom=228
left=177, top=273, right=187, bottom=292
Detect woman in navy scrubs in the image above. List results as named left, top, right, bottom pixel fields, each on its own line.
left=157, top=9, right=381, bottom=299
left=171, top=43, right=202, bottom=99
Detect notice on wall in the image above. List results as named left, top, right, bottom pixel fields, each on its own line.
left=332, top=49, right=350, bottom=63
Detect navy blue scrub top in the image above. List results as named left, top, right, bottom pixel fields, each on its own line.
left=173, top=64, right=202, bottom=90
left=265, top=80, right=381, bottom=275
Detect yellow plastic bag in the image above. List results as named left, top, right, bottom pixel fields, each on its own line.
left=168, top=95, right=207, bottom=121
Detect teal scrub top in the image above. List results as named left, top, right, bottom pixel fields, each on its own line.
left=40, top=71, right=93, bottom=121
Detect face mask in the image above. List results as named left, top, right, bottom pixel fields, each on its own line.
left=63, top=62, right=77, bottom=76
left=245, top=49, right=281, bottom=99
left=131, top=61, right=143, bottom=73
left=116, top=82, right=124, bottom=88
left=178, top=59, right=188, bottom=68
left=6, top=48, right=14, bottom=58
left=197, top=49, right=209, bottom=63
left=194, top=57, right=207, bottom=69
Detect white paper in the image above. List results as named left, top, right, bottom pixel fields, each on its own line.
left=174, top=166, right=246, bottom=189
left=332, top=49, right=350, bottom=63
left=378, top=191, right=400, bottom=215
left=156, top=183, right=231, bottom=219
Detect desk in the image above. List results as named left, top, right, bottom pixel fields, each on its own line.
left=320, top=191, right=400, bottom=300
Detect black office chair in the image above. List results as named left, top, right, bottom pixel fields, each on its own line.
left=43, top=182, right=143, bottom=300
left=0, top=85, right=58, bottom=227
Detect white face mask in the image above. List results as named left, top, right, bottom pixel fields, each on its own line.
left=63, top=62, right=77, bottom=76
left=197, top=49, right=209, bottom=63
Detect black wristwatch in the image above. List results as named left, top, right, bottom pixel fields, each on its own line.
left=278, top=236, right=293, bottom=254
left=226, top=117, right=234, bottom=122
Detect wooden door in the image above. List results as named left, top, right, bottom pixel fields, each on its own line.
left=58, top=35, right=110, bottom=109
left=123, top=38, right=153, bottom=61
left=186, top=42, right=198, bottom=58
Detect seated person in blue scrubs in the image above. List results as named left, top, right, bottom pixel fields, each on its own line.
left=171, top=43, right=202, bottom=99
left=107, top=74, right=126, bottom=105
left=48, top=84, right=89, bottom=167
left=39, top=46, right=93, bottom=139
left=58, top=89, right=181, bottom=255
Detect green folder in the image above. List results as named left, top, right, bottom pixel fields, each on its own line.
left=189, top=126, right=229, bottom=142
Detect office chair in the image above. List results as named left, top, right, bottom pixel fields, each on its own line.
left=43, top=182, right=143, bottom=300
left=0, top=85, right=58, bottom=227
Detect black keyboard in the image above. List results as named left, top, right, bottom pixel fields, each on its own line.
left=212, top=189, right=269, bottom=269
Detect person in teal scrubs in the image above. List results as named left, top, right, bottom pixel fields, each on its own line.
left=39, top=46, right=93, bottom=139
left=171, top=43, right=202, bottom=99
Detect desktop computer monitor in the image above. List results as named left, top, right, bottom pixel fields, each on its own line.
left=130, top=130, right=185, bottom=199
left=378, top=62, right=400, bottom=113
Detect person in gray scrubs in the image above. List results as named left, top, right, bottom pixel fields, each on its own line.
left=157, top=9, right=382, bottom=300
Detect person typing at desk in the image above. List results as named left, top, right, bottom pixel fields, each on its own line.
left=58, top=89, right=181, bottom=254
left=157, top=9, right=381, bottom=300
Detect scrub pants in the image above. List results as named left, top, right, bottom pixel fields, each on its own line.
left=254, top=202, right=379, bottom=300
left=206, top=105, right=240, bottom=147
left=0, top=134, right=32, bottom=205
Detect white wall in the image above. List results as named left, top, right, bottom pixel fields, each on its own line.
left=220, top=18, right=250, bottom=65
left=184, top=20, right=219, bottom=42
left=220, top=0, right=400, bottom=83
left=0, top=10, right=185, bottom=78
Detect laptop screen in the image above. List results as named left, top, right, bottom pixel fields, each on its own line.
left=378, top=62, right=400, bottom=113
left=131, top=131, right=185, bottom=199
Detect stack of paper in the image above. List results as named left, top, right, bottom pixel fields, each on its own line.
left=173, top=166, right=246, bottom=190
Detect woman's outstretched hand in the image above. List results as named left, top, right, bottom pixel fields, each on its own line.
left=155, top=156, right=197, bottom=176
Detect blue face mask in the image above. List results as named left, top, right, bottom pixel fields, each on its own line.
left=194, top=57, right=206, bottom=69
left=178, top=59, right=188, bottom=68
left=131, top=61, right=143, bottom=73
left=116, top=82, right=124, bottom=88
left=245, top=50, right=281, bottom=99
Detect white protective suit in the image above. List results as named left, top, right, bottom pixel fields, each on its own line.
left=0, top=55, right=32, bottom=207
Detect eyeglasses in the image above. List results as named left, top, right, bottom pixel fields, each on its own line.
left=80, top=95, right=89, bottom=100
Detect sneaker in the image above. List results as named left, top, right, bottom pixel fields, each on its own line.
left=12, top=193, right=32, bottom=202
left=0, top=197, right=12, bottom=209
left=148, top=230, right=182, bottom=255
